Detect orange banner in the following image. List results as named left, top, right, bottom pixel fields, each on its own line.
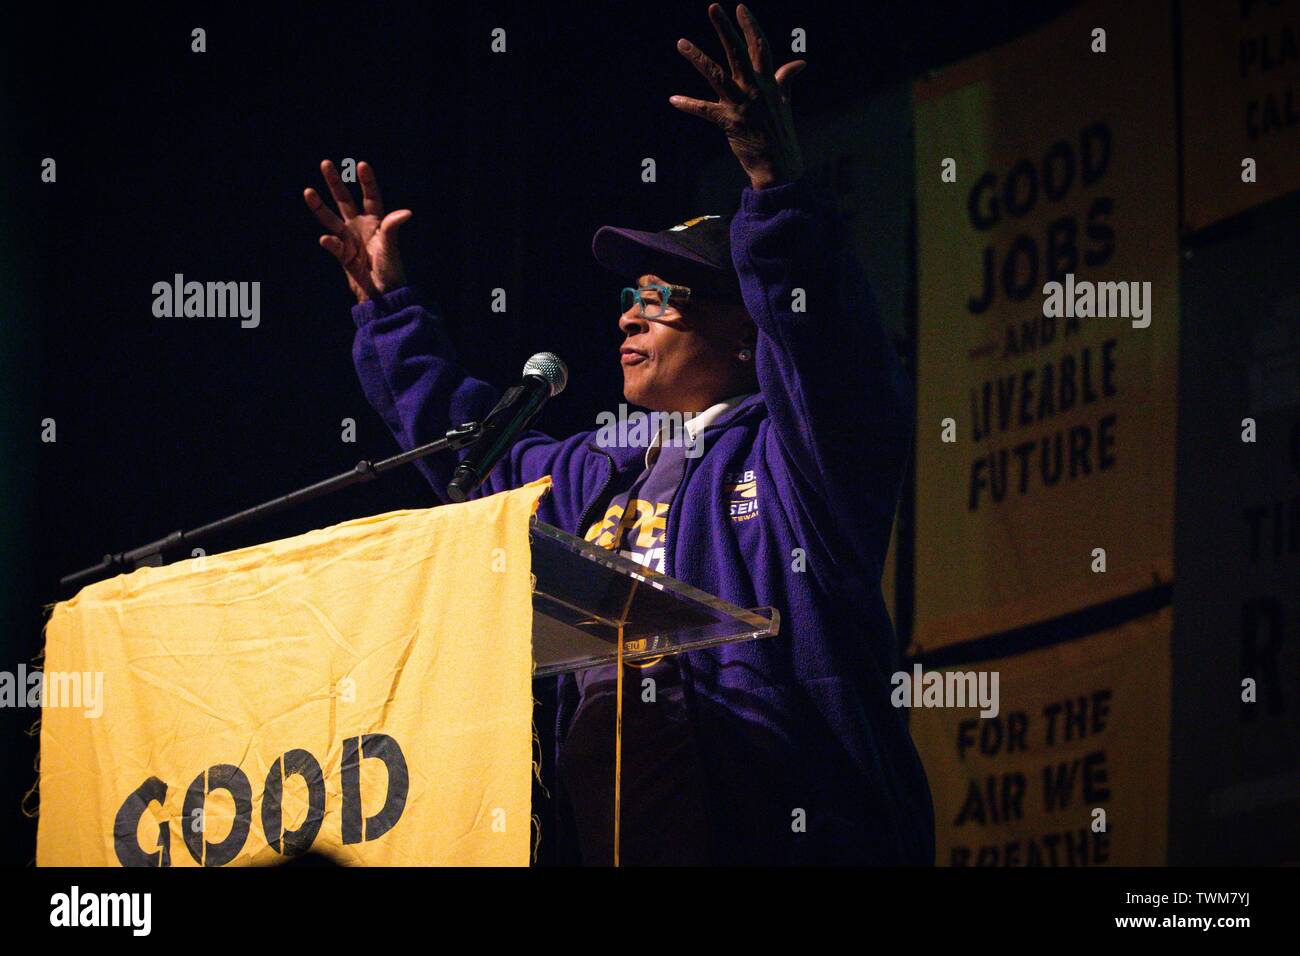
left=912, top=0, right=1179, bottom=651
left=911, top=608, right=1171, bottom=866
left=38, top=479, right=549, bottom=866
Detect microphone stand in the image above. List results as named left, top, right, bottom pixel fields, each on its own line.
left=59, top=421, right=483, bottom=595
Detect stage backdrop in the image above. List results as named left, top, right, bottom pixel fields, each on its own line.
left=37, top=478, right=550, bottom=867
left=911, top=0, right=1180, bottom=652
left=1181, top=0, right=1300, bottom=232
left=910, top=607, right=1172, bottom=866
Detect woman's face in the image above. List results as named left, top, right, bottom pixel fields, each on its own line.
left=618, top=274, right=756, bottom=412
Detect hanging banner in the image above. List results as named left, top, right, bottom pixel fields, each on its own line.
left=1170, top=194, right=1300, bottom=864
left=910, top=608, right=1172, bottom=866
left=912, top=0, right=1180, bottom=652
left=36, top=478, right=550, bottom=866
left=1181, top=0, right=1300, bottom=232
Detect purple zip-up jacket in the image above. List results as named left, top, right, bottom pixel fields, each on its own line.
left=350, top=176, right=934, bottom=864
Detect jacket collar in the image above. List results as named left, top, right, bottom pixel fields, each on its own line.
left=643, top=392, right=758, bottom=468
left=594, top=392, right=767, bottom=475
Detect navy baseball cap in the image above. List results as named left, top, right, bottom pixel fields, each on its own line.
left=592, top=213, right=742, bottom=297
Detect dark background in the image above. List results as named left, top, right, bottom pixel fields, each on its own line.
left=1, top=0, right=1084, bottom=866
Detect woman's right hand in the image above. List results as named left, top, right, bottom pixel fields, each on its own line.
left=304, top=160, right=412, bottom=303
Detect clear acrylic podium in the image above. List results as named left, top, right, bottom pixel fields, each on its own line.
left=529, top=517, right=780, bottom=865
left=528, top=518, right=780, bottom=676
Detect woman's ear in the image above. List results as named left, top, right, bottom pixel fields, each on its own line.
left=734, top=318, right=759, bottom=365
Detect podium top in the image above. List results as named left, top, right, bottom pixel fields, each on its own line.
left=529, top=518, right=779, bottom=677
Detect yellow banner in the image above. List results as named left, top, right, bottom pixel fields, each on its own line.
left=910, top=608, right=1171, bottom=866
left=1182, top=0, right=1300, bottom=231
left=37, top=478, right=550, bottom=866
left=912, top=0, right=1180, bottom=651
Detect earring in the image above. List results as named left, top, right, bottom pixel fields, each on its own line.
left=738, top=348, right=753, bottom=361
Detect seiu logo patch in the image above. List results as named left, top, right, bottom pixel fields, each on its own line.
left=724, top=469, right=758, bottom=522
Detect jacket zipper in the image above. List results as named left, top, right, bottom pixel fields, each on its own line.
left=553, top=443, right=618, bottom=859
left=573, top=443, right=618, bottom=539
left=663, top=396, right=764, bottom=578
left=660, top=398, right=764, bottom=863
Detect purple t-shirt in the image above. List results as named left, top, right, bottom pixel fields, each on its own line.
left=560, top=437, right=713, bottom=864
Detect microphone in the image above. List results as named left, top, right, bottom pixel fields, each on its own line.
left=446, top=352, right=568, bottom=503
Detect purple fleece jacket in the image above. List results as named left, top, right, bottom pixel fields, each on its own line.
left=350, top=176, right=935, bottom=864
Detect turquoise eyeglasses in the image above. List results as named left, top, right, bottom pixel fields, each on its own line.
left=620, top=283, right=694, bottom=319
